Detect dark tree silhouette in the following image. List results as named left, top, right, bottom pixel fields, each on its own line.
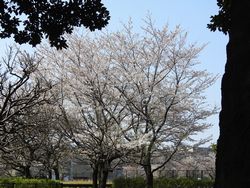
left=0, top=0, right=110, bottom=49
left=209, top=0, right=250, bottom=187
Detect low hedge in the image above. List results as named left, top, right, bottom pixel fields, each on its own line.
left=113, top=177, right=214, bottom=188
left=0, top=178, right=61, bottom=188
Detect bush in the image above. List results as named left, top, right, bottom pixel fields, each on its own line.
left=112, top=177, right=214, bottom=188
left=0, top=178, right=61, bottom=188
left=113, top=177, right=146, bottom=188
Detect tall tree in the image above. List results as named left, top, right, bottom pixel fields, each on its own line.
left=37, top=38, right=139, bottom=188
left=38, top=16, right=217, bottom=188
left=209, top=0, right=250, bottom=187
left=104, top=18, right=216, bottom=188
left=0, top=0, right=110, bottom=49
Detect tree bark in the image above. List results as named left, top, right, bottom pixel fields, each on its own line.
left=92, top=164, right=99, bottom=188
left=99, top=169, right=108, bottom=188
left=48, top=170, right=52, bottom=179
left=144, top=165, right=153, bottom=188
left=214, top=1, right=250, bottom=187
left=53, top=167, right=60, bottom=180
left=24, top=165, right=31, bottom=178
left=98, top=162, right=109, bottom=188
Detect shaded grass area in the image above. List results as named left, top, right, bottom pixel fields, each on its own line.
left=113, top=177, right=214, bottom=188
left=0, top=177, right=214, bottom=188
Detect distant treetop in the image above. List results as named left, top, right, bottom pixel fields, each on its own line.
left=0, top=0, right=110, bottom=49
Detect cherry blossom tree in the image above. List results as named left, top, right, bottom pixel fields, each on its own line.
left=37, top=37, right=143, bottom=188
left=98, top=17, right=217, bottom=188
left=38, top=16, right=217, bottom=188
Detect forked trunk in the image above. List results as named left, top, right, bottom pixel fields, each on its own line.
left=214, top=1, right=250, bottom=187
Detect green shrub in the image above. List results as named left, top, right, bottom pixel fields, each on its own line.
left=154, top=178, right=178, bottom=188
left=0, top=178, right=61, bottom=188
left=112, top=177, right=214, bottom=188
left=113, top=177, right=146, bottom=188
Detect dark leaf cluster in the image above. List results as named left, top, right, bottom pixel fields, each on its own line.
left=0, top=0, right=110, bottom=49
left=207, top=0, right=231, bottom=34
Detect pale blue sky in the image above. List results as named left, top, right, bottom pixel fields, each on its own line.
left=0, top=0, right=228, bottom=144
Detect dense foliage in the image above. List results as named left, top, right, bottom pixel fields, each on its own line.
left=0, top=0, right=110, bottom=49
left=207, top=0, right=231, bottom=34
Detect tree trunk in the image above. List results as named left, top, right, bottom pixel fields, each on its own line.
left=48, top=170, right=52, bottom=179
left=144, top=165, right=153, bottom=188
left=24, top=165, right=31, bottom=178
left=99, top=170, right=108, bottom=188
left=214, top=1, right=250, bottom=187
left=92, top=164, right=99, bottom=188
left=53, top=167, right=60, bottom=180
left=98, top=162, right=109, bottom=188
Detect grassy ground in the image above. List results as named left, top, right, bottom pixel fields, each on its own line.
left=62, top=180, right=112, bottom=184
left=62, top=180, right=92, bottom=184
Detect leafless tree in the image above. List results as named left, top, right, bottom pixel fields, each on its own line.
left=1, top=108, right=47, bottom=178
left=35, top=104, right=71, bottom=180
left=0, top=103, right=71, bottom=179
left=0, top=47, right=52, bottom=152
